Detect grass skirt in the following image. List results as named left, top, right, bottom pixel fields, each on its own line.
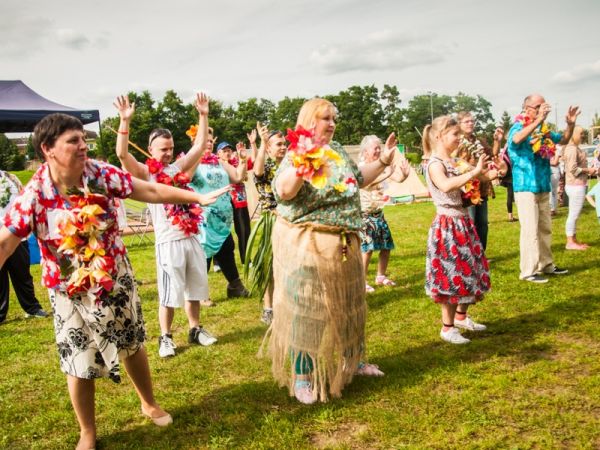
left=262, top=216, right=366, bottom=402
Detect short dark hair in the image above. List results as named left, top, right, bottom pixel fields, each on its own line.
left=32, top=113, right=83, bottom=160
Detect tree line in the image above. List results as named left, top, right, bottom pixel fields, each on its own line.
left=95, top=85, right=507, bottom=166
left=0, top=84, right=512, bottom=170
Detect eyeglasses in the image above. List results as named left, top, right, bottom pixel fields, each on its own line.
left=526, top=104, right=542, bottom=111
left=148, top=128, right=172, bottom=145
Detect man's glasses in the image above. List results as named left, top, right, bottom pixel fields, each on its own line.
left=148, top=128, right=172, bottom=145
left=526, top=104, right=542, bottom=111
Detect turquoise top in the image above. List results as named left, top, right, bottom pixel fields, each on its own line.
left=273, top=141, right=364, bottom=230
left=587, top=182, right=600, bottom=217
left=190, top=163, right=233, bottom=258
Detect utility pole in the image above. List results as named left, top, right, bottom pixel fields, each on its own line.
left=428, top=91, right=434, bottom=123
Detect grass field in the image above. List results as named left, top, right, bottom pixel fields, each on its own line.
left=1, top=185, right=599, bottom=449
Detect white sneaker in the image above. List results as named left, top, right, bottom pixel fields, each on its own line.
left=188, top=326, right=217, bottom=346
left=158, top=334, right=176, bottom=358
left=213, top=264, right=221, bottom=272
left=454, top=316, right=487, bottom=331
left=440, top=327, right=470, bottom=344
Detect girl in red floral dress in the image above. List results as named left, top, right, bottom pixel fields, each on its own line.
left=423, top=115, right=498, bottom=344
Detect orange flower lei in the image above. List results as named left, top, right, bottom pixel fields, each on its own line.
left=285, top=126, right=342, bottom=189
left=454, top=159, right=482, bottom=206
left=57, top=188, right=116, bottom=301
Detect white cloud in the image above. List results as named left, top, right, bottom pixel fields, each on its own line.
left=309, top=30, right=446, bottom=74
left=552, top=60, right=600, bottom=85
left=0, top=15, right=53, bottom=58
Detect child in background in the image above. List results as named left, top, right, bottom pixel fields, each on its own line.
left=586, top=182, right=600, bottom=225
left=423, top=115, right=498, bottom=344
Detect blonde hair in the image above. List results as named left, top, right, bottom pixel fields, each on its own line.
left=296, top=98, right=337, bottom=129
left=421, top=115, right=458, bottom=158
left=569, top=125, right=584, bottom=145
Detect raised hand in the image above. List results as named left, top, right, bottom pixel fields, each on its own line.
left=399, top=158, right=411, bottom=177
left=236, top=142, right=247, bottom=160
left=475, top=153, right=489, bottom=175
left=113, top=95, right=135, bottom=121
left=565, top=105, right=580, bottom=125
left=247, top=128, right=257, bottom=145
left=384, top=132, right=398, bottom=150
left=194, top=92, right=209, bottom=117
left=257, top=121, right=269, bottom=142
left=493, top=127, right=504, bottom=142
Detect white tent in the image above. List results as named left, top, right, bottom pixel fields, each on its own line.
left=383, top=165, right=429, bottom=198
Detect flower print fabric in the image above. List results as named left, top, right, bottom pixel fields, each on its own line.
left=424, top=156, right=491, bottom=304
left=273, top=142, right=363, bottom=230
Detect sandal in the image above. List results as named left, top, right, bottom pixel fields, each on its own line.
left=375, top=275, right=396, bottom=286
left=565, top=242, right=588, bottom=251
left=356, top=362, right=384, bottom=377
left=200, top=299, right=216, bottom=307
left=365, top=284, right=375, bottom=293
left=294, top=380, right=316, bottom=404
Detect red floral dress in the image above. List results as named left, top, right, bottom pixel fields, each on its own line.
left=425, top=156, right=490, bottom=304
left=3, top=160, right=145, bottom=382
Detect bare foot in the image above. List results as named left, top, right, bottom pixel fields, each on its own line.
left=75, top=430, right=96, bottom=450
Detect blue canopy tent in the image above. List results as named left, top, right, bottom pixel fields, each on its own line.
left=0, top=80, right=100, bottom=132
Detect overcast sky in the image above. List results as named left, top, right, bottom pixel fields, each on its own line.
left=2, top=0, right=599, bottom=134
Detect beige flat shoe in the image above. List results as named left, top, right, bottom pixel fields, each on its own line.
left=141, top=408, right=173, bottom=427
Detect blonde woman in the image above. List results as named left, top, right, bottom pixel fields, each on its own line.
left=563, top=126, right=598, bottom=249
left=265, top=98, right=392, bottom=404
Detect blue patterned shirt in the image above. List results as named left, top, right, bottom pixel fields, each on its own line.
left=507, top=122, right=562, bottom=193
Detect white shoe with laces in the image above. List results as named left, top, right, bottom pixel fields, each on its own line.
left=158, top=334, right=176, bottom=358
left=440, top=327, right=470, bottom=344
left=454, top=316, right=487, bottom=331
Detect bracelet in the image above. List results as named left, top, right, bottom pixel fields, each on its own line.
left=118, top=130, right=129, bottom=135
left=378, top=157, right=391, bottom=167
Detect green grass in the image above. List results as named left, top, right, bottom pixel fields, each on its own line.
left=1, top=186, right=600, bottom=449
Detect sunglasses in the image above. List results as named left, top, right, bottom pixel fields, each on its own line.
left=148, top=128, right=172, bottom=145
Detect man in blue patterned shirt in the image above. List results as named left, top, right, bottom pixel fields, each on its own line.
left=507, top=94, right=579, bottom=283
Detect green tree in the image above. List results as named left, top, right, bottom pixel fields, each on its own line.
left=156, top=90, right=196, bottom=154
left=380, top=84, right=403, bottom=136
left=327, top=85, right=386, bottom=145
left=268, top=96, right=307, bottom=133
left=0, top=134, right=25, bottom=170
left=499, top=111, right=512, bottom=134
left=26, top=134, right=36, bottom=160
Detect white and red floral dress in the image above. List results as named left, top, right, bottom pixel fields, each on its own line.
left=425, top=156, right=491, bottom=304
left=3, top=160, right=145, bottom=382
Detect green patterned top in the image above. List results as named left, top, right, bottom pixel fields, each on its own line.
left=273, top=141, right=364, bottom=230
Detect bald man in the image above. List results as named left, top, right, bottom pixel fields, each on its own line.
left=507, top=95, right=579, bottom=283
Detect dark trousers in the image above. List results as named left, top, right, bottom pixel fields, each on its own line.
left=469, top=197, right=489, bottom=251
left=506, top=183, right=514, bottom=214
left=0, top=241, right=43, bottom=322
left=207, top=234, right=240, bottom=283
left=232, top=206, right=251, bottom=264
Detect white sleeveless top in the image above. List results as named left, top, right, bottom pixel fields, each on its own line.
left=147, top=163, right=193, bottom=245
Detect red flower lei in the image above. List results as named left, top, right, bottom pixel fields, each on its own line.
left=145, top=158, right=203, bottom=236
left=200, top=151, right=219, bottom=165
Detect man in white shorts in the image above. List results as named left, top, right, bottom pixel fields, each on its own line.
left=115, top=93, right=218, bottom=357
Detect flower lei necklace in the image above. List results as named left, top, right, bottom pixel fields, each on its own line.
left=285, top=125, right=357, bottom=196
left=515, top=114, right=555, bottom=160
left=56, top=185, right=115, bottom=301
left=452, top=159, right=482, bottom=206
left=145, top=158, right=203, bottom=235
left=456, top=135, right=485, bottom=162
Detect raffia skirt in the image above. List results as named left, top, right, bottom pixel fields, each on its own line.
left=262, top=216, right=366, bottom=402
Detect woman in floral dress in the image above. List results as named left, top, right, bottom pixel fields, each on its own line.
left=265, top=98, right=395, bottom=404
left=0, top=113, right=227, bottom=450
